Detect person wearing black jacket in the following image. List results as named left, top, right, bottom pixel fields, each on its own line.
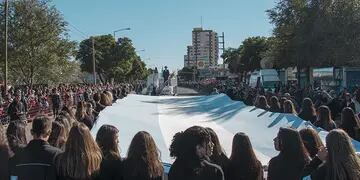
left=206, top=128, right=229, bottom=176
left=227, top=132, right=263, bottom=180
left=267, top=128, right=310, bottom=180
left=269, top=96, right=282, bottom=113
left=168, top=126, right=224, bottom=180
left=9, top=116, right=61, bottom=180
left=51, top=88, right=61, bottom=118
left=342, top=93, right=356, bottom=113
left=298, top=98, right=317, bottom=124
left=96, top=125, right=122, bottom=180
left=7, top=92, right=27, bottom=122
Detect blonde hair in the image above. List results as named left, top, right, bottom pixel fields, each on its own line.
left=326, top=129, right=360, bottom=180
left=100, top=93, right=112, bottom=106
left=283, top=100, right=297, bottom=115
left=105, top=91, right=113, bottom=103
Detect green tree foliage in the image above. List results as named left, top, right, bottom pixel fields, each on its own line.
left=221, top=48, right=241, bottom=74
left=222, top=37, right=269, bottom=74
left=76, top=35, right=115, bottom=83
left=240, top=37, right=269, bottom=71
left=127, top=57, right=149, bottom=82
left=0, top=0, right=77, bottom=86
left=267, top=0, right=360, bottom=69
left=76, top=36, right=148, bottom=83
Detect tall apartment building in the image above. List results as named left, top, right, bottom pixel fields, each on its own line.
left=184, top=28, right=219, bottom=69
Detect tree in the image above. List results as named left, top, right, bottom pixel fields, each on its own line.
left=267, top=0, right=360, bottom=69
left=222, top=37, right=269, bottom=81
left=77, top=36, right=149, bottom=83
left=221, top=48, right=242, bottom=74
left=0, top=0, right=76, bottom=86
left=239, top=37, right=269, bottom=72
left=76, top=34, right=115, bottom=83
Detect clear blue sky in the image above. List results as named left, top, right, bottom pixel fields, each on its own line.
left=52, top=0, right=275, bottom=71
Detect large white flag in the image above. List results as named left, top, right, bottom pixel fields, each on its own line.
left=91, top=94, right=360, bottom=166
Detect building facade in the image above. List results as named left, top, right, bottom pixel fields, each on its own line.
left=184, top=28, right=219, bottom=69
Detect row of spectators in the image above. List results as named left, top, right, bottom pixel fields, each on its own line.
left=212, top=82, right=360, bottom=141
left=0, top=84, right=133, bottom=180
left=0, top=82, right=359, bottom=179
left=0, top=83, right=132, bottom=124
left=1, top=117, right=360, bottom=179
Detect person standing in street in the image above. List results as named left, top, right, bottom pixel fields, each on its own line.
left=163, top=66, right=170, bottom=84
left=51, top=88, right=61, bottom=118
left=7, top=91, right=27, bottom=122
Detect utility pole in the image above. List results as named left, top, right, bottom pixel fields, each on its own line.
left=92, top=37, right=96, bottom=84
left=4, top=0, right=8, bottom=92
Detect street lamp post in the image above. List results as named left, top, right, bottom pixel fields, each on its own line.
left=113, top=27, right=131, bottom=40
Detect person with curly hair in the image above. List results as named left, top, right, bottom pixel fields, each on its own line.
left=168, top=126, right=224, bottom=180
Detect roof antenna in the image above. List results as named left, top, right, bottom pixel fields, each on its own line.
left=201, top=16, right=203, bottom=29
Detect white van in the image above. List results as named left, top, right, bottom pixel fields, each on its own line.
left=249, top=69, right=280, bottom=89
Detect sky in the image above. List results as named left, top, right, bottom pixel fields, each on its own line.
left=52, top=0, right=275, bottom=71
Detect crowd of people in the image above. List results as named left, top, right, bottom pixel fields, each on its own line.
left=0, top=84, right=132, bottom=125
left=212, top=82, right=360, bottom=141
left=1, top=117, right=360, bottom=179
left=0, top=81, right=359, bottom=179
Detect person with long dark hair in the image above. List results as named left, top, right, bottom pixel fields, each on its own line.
left=255, top=96, right=269, bottom=110
left=298, top=98, right=317, bottom=124
left=122, top=131, right=164, bottom=180
left=340, top=107, right=360, bottom=141
left=55, top=122, right=102, bottom=180
left=6, top=121, right=27, bottom=155
left=227, top=132, right=263, bottom=180
left=96, top=125, right=122, bottom=180
left=299, top=128, right=324, bottom=159
left=55, top=115, right=71, bottom=137
left=311, top=129, right=360, bottom=180
left=94, top=93, right=105, bottom=113
left=206, top=128, right=229, bottom=176
left=0, top=124, right=10, bottom=180
left=279, top=97, right=287, bottom=113
left=48, top=121, right=66, bottom=150
left=168, top=126, right=224, bottom=180
left=342, top=93, right=356, bottom=112
left=269, top=96, right=281, bottom=113
left=268, top=127, right=310, bottom=180
left=314, top=106, right=337, bottom=131
left=75, top=101, right=94, bottom=129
